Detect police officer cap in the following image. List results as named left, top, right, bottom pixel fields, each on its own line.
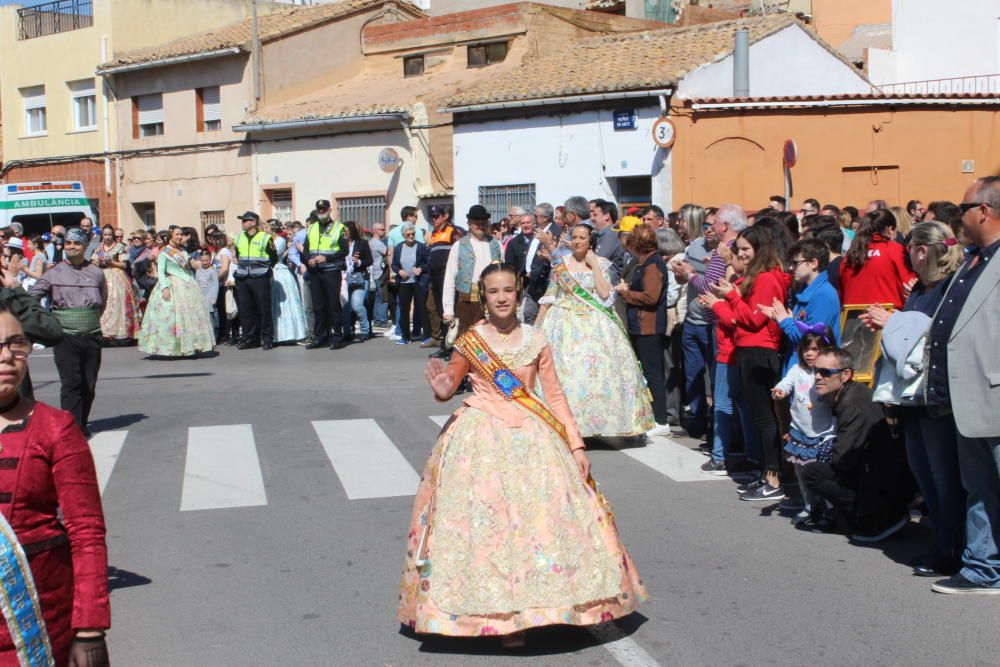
left=429, top=205, right=449, bottom=218
left=315, top=199, right=332, bottom=211
left=237, top=211, right=260, bottom=222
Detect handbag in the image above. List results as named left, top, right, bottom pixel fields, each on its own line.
left=224, top=286, right=238, bottom=320
left=443, top=318, right=460, bottom=349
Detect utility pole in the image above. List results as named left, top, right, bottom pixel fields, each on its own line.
left=251, top=0, right=261, bottom=111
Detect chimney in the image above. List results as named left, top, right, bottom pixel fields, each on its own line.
left=734, top=28, right=750, bottom=97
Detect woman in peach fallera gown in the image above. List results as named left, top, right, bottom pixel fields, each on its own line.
left=397, top=263, right=647, bottom=647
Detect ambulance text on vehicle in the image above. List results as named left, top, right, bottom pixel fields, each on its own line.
left=0, top=182, right=96, bottom=234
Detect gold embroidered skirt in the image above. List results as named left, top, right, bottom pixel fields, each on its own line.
left=397, top=406, right=647, bottom=637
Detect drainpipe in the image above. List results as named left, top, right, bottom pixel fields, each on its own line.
left=251, top=0, right=261, bottom=111
left=734, top=29, right=750, bottom=97
left=100, top=35, right=112, bottom=197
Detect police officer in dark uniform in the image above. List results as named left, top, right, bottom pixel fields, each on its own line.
left=302, top=200, right=348, bottom=349
left=233, top=211, right=278, bottom=350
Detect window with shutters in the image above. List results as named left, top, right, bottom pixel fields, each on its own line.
left=336, top=195, right=386, bottom=230
left=21, top=85, right=47, bottom=135
left=197, top=86, right=222, bottom=132
left=478, top=184, right=536, bottom=222
left=134, top=93, right=164, bottom=138
left=68, top=79, right=96, bottom=131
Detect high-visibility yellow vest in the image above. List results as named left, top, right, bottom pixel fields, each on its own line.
left=307, top=220, right=344, bottom=254
left=235, top=231, right=272, bottom=277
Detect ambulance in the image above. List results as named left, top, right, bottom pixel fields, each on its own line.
left=0, top=181, right=96, bottom=234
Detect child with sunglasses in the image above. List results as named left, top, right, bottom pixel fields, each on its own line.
left=772, top=329, right=837, bottom=525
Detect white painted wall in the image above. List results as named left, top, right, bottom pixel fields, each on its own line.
left=252, top=129, right=416, bottom=223
left=453, top=104, right=673, bottom=217
left=867, top=0, right=1000, bottom=85
left=676, top=24, right=872, bottom=99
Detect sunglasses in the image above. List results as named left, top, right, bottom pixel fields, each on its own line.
left=959, top=201, right=984, bottom=213
left=813, top=367, right=845, bottom=378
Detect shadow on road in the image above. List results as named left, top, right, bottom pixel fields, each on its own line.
left=399, top=614, right=649, bottom=657
left=586, top=435, right=649, bottom=451
left=90, top=413, right=148, bottom=431
left=107, top=566, right=152, bottom=592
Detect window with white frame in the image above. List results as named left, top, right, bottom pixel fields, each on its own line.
left=68, top=79, right=97, bottom=131
left=199, top=86, right=221, bottom=132
left=135, top=93, right=164, bottom=137
left=21, top=85, right=47, bottom=135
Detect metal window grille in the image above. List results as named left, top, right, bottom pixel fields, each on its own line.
left=199, top=210, right=225, bottom=237
left=18, top=0, right=93, bottom=40
left=269, top=189, right=293, bottom=223
left=478, top=184, right=536, bottom=222
left=337, top=195, right=386, bottom=230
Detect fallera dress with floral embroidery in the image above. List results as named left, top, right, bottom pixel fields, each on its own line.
left=138, top=248, right=216, bottom=357
left=538, top=257, right=654, bottom=437
left=397, top=324, right=648, bottom=637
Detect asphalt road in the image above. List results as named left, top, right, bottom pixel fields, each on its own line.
left=27, top=339, right=997, bottom=667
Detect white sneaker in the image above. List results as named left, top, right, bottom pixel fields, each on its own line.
left=32, top=343, right=45, bottom=350
left=646, top=423, right=672, bottom=437
left=388, top=333, right=402, bottom=340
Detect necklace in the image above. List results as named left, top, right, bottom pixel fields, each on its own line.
left=493, top=320, right=518, bottom=345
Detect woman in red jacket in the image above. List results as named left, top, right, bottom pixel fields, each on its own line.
left=711, top=225, right=792, bottom=501
left=0, top=302, right=110, bottom=667
left=839, top=208, right=917, bottom=310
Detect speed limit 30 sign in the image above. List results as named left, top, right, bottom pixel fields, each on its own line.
left=651, top=117, right=676, bottom=149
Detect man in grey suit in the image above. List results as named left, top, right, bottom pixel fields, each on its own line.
left=928, top=176, right=1000, bottom=595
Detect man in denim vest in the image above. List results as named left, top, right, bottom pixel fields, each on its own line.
left=442, top=205, right=501, bottom=338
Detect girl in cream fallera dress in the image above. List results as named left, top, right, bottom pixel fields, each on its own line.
left=398, top=263, right=647, bottom=642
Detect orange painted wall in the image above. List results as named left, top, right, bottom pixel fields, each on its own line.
left=812, top=0, right=892, bottom=48
left=669, top=103, right=1000, bottom=211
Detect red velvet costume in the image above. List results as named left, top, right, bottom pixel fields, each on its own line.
left=0, top=402, right=110, bottom=666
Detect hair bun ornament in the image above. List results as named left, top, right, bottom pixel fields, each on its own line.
left=942, top=237, right=958, bottom=247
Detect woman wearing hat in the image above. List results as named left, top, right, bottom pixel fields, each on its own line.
left=92, top=225, right=141, bottom=345
left=2, top=237, right=26, bottom=287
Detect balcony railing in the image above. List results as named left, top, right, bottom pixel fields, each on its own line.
left=18, top=0, right=93, bottom=40
left=876, top=74, right=1000, bottom=96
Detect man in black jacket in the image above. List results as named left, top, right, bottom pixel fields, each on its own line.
left=799, top=347, right=913, bottom=541
left=504, top=211, right=546, bottom=323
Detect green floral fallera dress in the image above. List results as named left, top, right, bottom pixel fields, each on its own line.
left=138, top=247, right=216, bottom=357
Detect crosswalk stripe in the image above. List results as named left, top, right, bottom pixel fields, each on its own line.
left=180, top=425, right=268, bottom=511
left=614, top=435, right=726, bottom=483
left=313, top=419, right=420, bottom=500
left=588, top=623, right=664, bottom=667
left=88, top=431, right=127, bottom=496
left=429, top=415, right=450, bottom=428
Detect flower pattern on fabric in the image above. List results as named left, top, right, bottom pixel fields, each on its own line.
left=539, top=258, right=654, bottom=437
left=397, top=326, right=648, bottom=637
left=99, top=266, right=141, bottom=340
left=138, top=252, right=215, bottom=357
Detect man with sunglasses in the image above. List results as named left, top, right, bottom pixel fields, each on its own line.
left=29, top=227, right=106, bottom=436
left=926, top=177, right=1000, bottom=595
left=798, top=347, right=912, bottom=541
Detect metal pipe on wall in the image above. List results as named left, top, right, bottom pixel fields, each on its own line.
left=734, top=28, right=750, bottom=98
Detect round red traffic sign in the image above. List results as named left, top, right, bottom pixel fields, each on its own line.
left=783, top=139, right=797, bottom=168
left=651, top=117, right=676, bottom=149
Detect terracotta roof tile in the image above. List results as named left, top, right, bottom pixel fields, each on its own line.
left=100, top=0, right=424, bottom=70
left=443, top=14, right=818, bottom=108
